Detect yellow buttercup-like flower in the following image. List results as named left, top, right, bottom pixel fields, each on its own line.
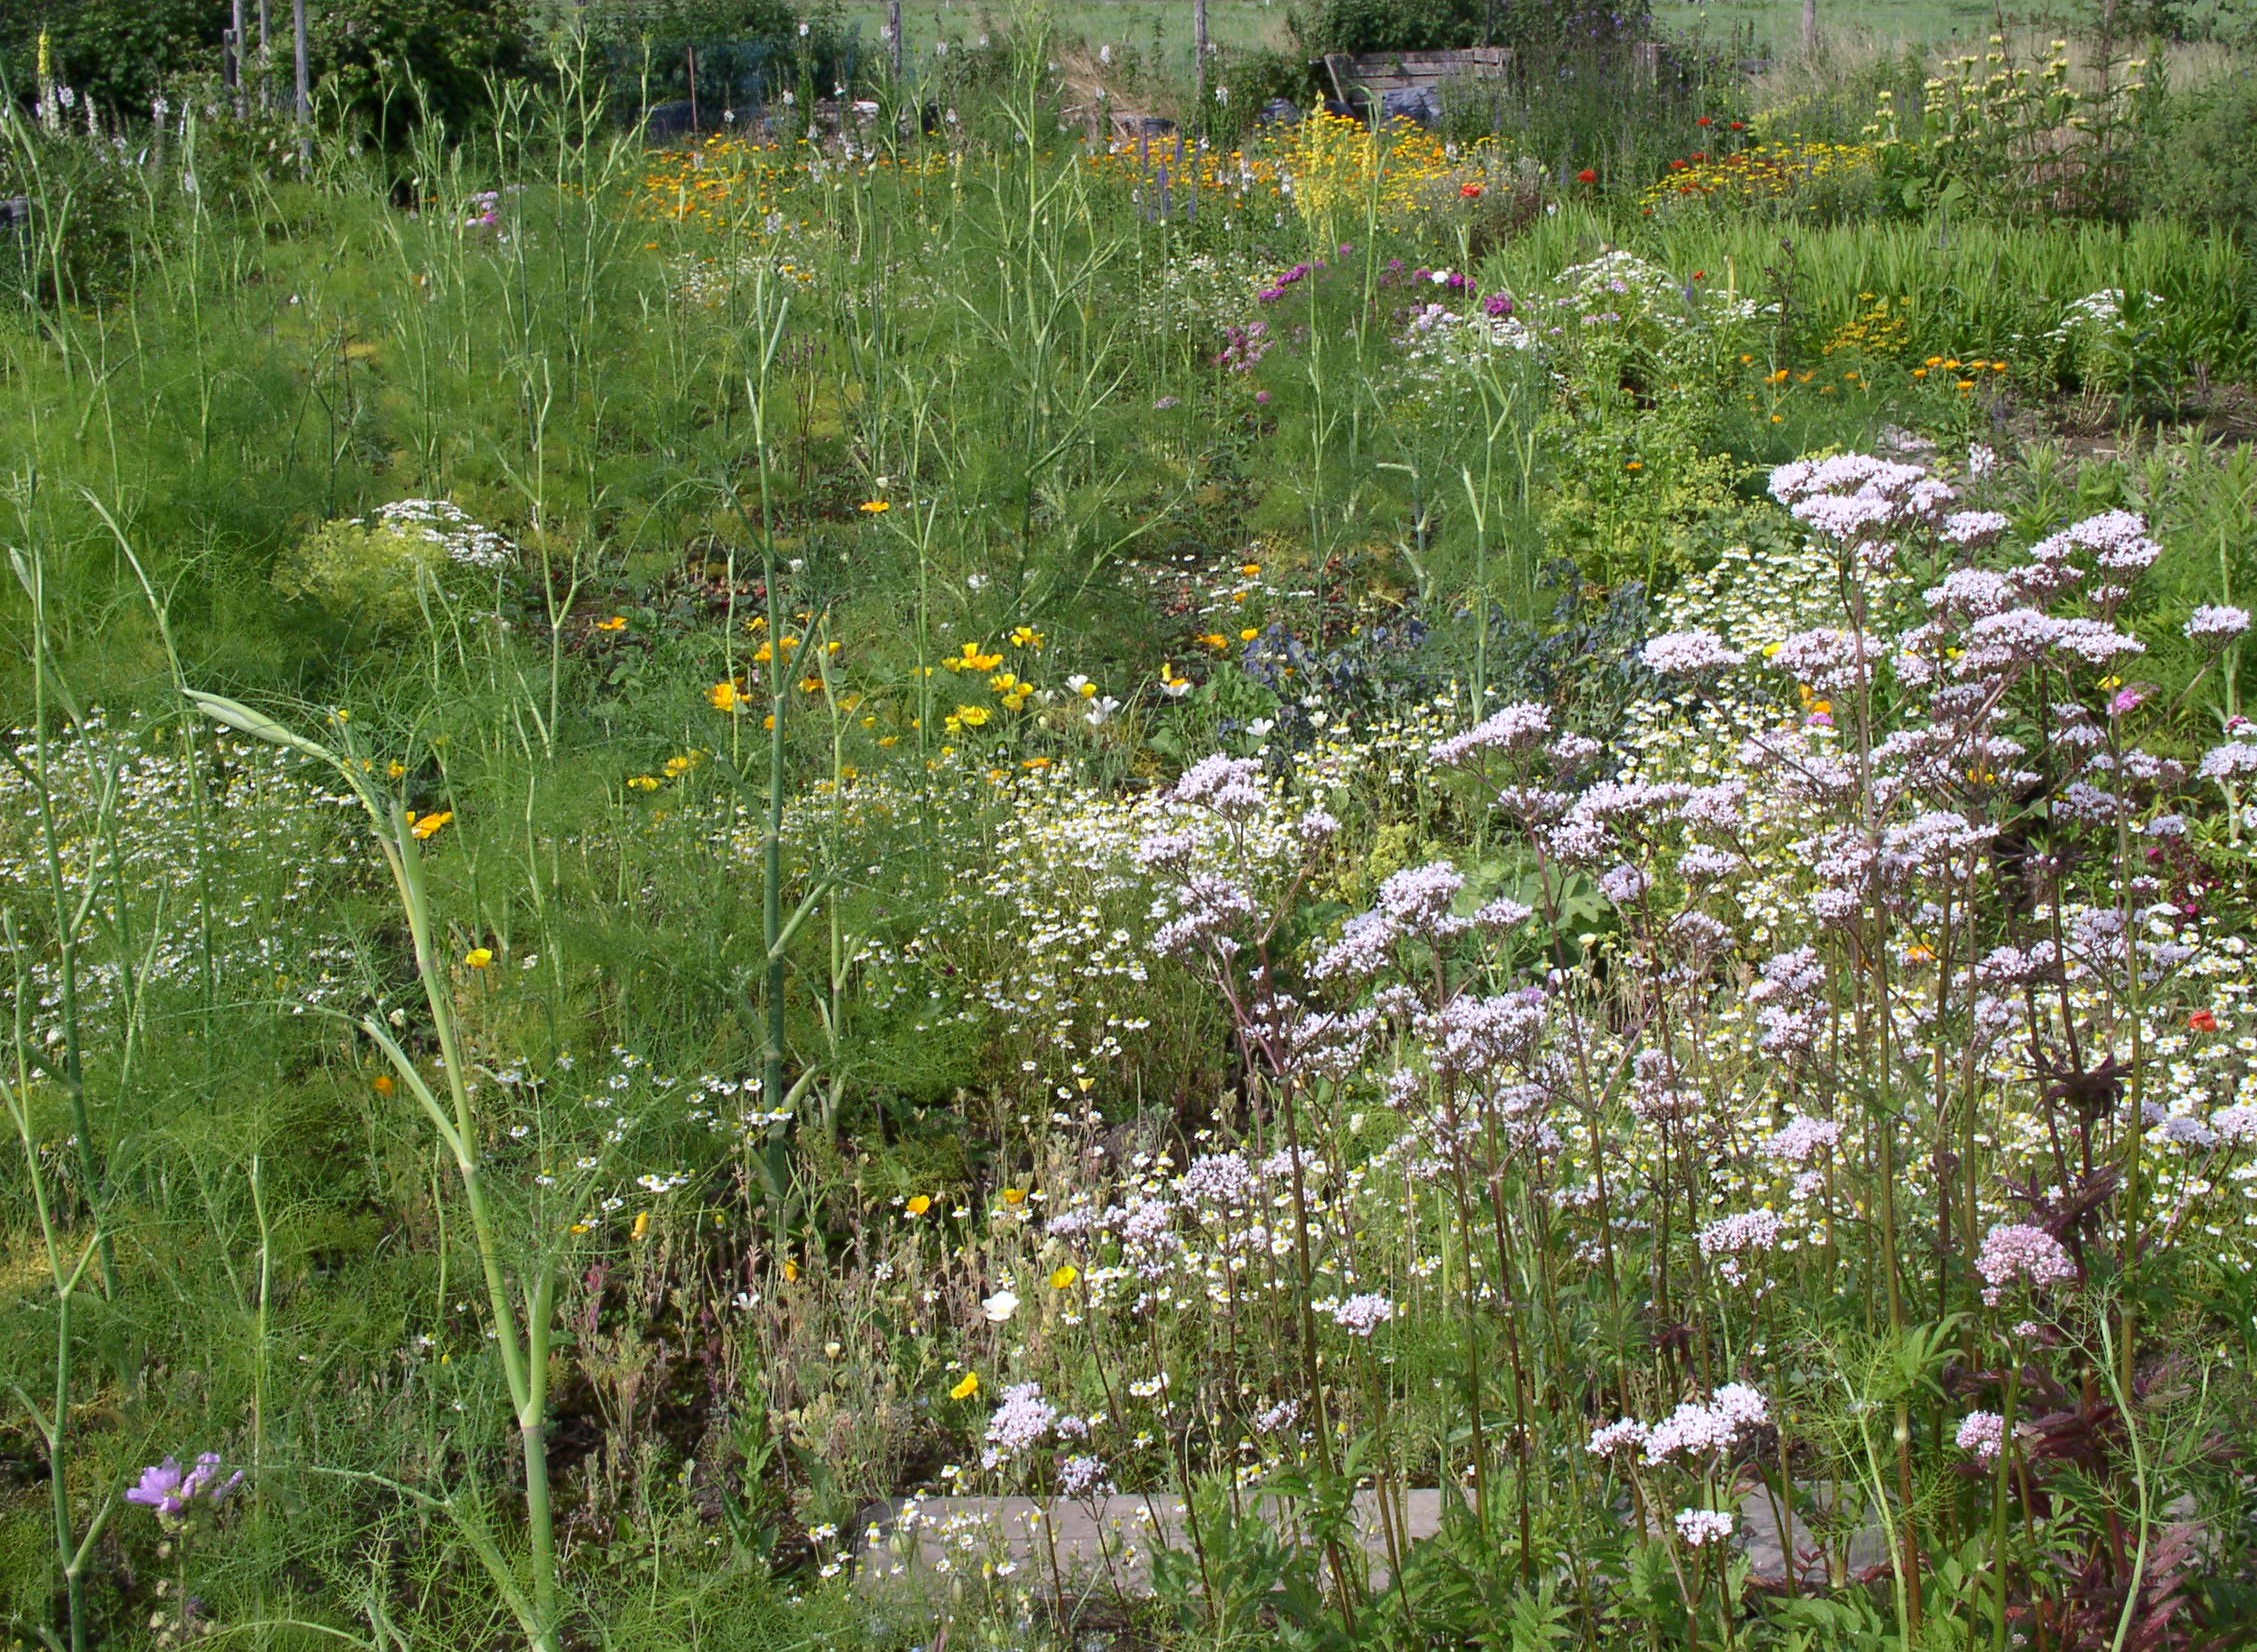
left=905, top=1194, right=933, bottom=1217
left=464, top=947, right=494, bottom=969
left=949, top=1372, right=980, bottom=1400
left=1050, top=1265, right=1079, bottom=1289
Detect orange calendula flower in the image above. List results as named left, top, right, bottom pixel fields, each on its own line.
left=372, top=1074, right=395, bottom=1096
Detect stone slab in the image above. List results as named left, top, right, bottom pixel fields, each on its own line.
left=852, top=1485, right=1890, bottom=1600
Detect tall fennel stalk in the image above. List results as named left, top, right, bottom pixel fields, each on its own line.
left=2, top=916, right=114, bottom=1652
left=187, top=692, right=565, bottom=1652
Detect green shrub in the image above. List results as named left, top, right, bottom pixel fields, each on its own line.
left=2134, top=70, right=2257, bottom=237
left=272, top=517, right=456, bottom=636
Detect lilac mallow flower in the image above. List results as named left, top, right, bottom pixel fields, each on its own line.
left=126, top=1453, right=243, bottom=1522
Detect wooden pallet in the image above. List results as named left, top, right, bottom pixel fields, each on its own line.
left=1319, top=47, right=1513, bottom=114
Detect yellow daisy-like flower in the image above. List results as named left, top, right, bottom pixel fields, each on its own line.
left=905, top=1194, right=933, bottom=1217
left=955, top=704, right=992, bottom=728
left=595, top=615, right=628, bottom=632
left=710, top=681, right=745, bottom=713
left=464, top=947, right=495, bottom=969
left=1003, top=1187, right=1028, bottom=1205
left=859, top=499, right=891, bottom=513
left=628, top=775, right=661, bottom=791
left=949, top=1372, right=981, bottom=1400
left=1050, top=1265, right=1079, bottom=1290
left=1240, top=628, right=1261, bottom=642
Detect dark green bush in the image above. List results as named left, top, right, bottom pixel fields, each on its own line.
left=0, top=0, right=226, bottom=117
left=2134, top=69, right=2257, bottom=236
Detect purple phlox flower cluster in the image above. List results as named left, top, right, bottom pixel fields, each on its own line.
left=1216, top=320, right=1273, bottom=372
left=1955, top=1410, right=2025, bottom=1463
left=126, top=1453, right=244, bottom=1522
left=1675, top=1508, right=1736, bottom=1549
left=2186, top=605, right=2251, bottom=642
left=1483, top=291, right=1515, bottom=317
left=1428, top=701, right=1551, bottom=766
left=982, top=1383, right=1058, bottom=1468
left=1975, top=1222, right=2077, bottom=1305
left=1258, top=261, right=1319, bottom=303
left=1323, top=1293, right=1396, bottom=1336
left=1641, top=630, right=1748, bottom=680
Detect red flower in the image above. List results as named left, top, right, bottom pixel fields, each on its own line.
left=1692, top=270, right=1705, bottom=280
left=1691, top=151, right=1707, bottom=162
left=2189, top=1010, right=2220, bottom=1033
left=1460, top=181, right=1484, bottom=199
left=1668, top=159, right=1688, bottom=170
left=1730, top=120, right=1746, bottom=130
left=1697, top=115, right=1714, bottom=127
left=1576, top=168, right=1598, bottom=184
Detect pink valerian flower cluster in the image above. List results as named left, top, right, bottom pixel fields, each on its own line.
left=1312, top=860, right=1532, bottom=980
left=2198, top=734, right=2257, bottom=784
left=1770, top=453, right=1956, bottom=568
left=1764, top=1113, right=1843, bottom=1165
left=1675, top=1508, right=1736, bottom=1549
left=1322, top=1293, right=1397, bottom=1336
left=1589, top=1385, right=1772, bottom=1470
left=1975, top=1223, right=2077, bottom=1306
left=2185, top=605, right=2251, bottom=642
left=982, top=1383, right=1058, bottom=1468
left=1955, top=1410, right=2027, bottom=1463
left=1698, top=1209, right=1787, bottom=1284
left=1641, top=629, right=1746, bottom=676
left=1428, top=700, right=1551, bottom=767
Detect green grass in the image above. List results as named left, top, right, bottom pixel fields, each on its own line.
left=2, top=26, right=2255, bottom=1652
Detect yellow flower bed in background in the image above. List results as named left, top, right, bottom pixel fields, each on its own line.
left=1639, top=140, right=1876, bottom=210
